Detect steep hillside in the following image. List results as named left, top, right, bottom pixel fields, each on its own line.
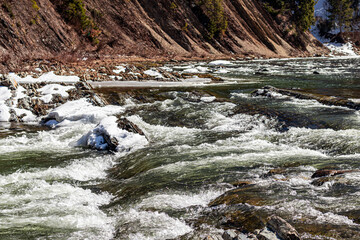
left=0, top=0, right=327, bottom=68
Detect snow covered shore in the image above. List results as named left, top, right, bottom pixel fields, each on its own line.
left=0, top=72, right=148, bottom=152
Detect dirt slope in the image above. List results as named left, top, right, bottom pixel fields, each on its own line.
left=0, top=0, right=327, bottom=68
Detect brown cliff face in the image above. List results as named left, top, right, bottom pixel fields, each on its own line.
left=0, top=0, right=326, bottom=69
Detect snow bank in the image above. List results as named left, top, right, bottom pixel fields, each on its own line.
left=43, top=98, right=124, bottom=126
left=0, top=104, right=10, bottom=122
left=208, top=60, right=233, bottom=66
left=325, top=42, right=358, bottom=56
left=75, top=116, right=148, bottom=152
left=8, top=72, right=79, bottom=84
left=0, top=87, right=11, bottom=102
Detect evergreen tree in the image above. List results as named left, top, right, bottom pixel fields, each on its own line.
left=295, top=0, right=316, bottom=31
left=326, top=0, right=354, bottom=32
left=262, top=0, right=316, bottom=32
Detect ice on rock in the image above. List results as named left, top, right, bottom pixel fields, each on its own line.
left=75, top=116, right=148, bottom=152
left=38, top=84, right=75, bottom=103
left=44, top=98, right=124, bottom=126
left=113, top=66, right=126, bottom=74
left=144, top=70, right=164, bottom=79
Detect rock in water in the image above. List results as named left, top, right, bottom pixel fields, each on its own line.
left=117, top=117, right=145, bottom=135
left=266, top=215, right=300, bottom=240
left=222, top=230, right=238, bottom=240
left=311, top=169, right=357, bottom=178
left=75, top=116, right=148, bottom=152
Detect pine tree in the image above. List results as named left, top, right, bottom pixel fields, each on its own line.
left=326, top=0, right=354, bottom=32
left=295, top=0, right=316, bottom=31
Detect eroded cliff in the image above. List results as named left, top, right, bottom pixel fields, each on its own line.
left=0, top=0, right=327, bottom=69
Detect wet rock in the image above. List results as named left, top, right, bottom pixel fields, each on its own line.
left=266, top=215, right=300, bottom=240
left=313, top=71, right=320, bottom=75
left=220, top=208, right=266, bottom=233
left=117, top=117, right=145, bottom=135
left=209, top=185, right=268, bottom=207
left=231, top=181, right=251, bottom=188
left=311, top=169, right=357, bottom=178
left=261, top=169, right=286, bottom=178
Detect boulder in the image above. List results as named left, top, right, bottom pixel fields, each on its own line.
left=311, top=169, right=357, bottom=178
left=266, top=215, right=300, bottom=240
left=117, top=117, right=145, bottom=135
left=209, top=184, right=268, bottom=207
left=222, top=230, right=239, bottom=240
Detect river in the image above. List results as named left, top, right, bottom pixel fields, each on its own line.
left=0, top=57, right=359, bottom=240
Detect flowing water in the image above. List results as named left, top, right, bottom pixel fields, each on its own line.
left=1, top=57, right=360, bottom=240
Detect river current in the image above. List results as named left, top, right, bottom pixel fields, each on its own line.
left=0, top=57, right=360, bottom=239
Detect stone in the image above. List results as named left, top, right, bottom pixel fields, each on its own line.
left=209, top=185, right=267, bottom=207
left=231, top=181, right=251, bottom=188
left=311, top=169, right=357, bottom=178
left=1, top=75, right=17, bottom=89
left=257, top=228, right=279, bottom=240
left=266, top=215, right=300, bottom=240
left=222, top=230, right=238, bottom=240
left=204, top=234, right=224, bottom=240
left=117, top=117, right=145, bottom=135
left=261, top=169, right=286, bottom=178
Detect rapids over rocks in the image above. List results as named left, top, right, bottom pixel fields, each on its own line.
left=0, top=57, right=360, bottom=240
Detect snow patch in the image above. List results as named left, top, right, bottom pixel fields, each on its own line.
left=144, top=70, right=164, bottom=79
left=8, top=72, right=79, bottom=84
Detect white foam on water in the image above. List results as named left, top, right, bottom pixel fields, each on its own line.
left=282, top=127, right=360, bottom=155
left=126, top=115, right=201, bottom=144
left=0, top=180, right=114, bottom=239
left=271, top=199, right=358, bottom=226
left=117, top=209, right=192, bottom=240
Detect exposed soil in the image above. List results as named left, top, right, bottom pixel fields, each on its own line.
left=0, top=0, right=328, bottom=71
